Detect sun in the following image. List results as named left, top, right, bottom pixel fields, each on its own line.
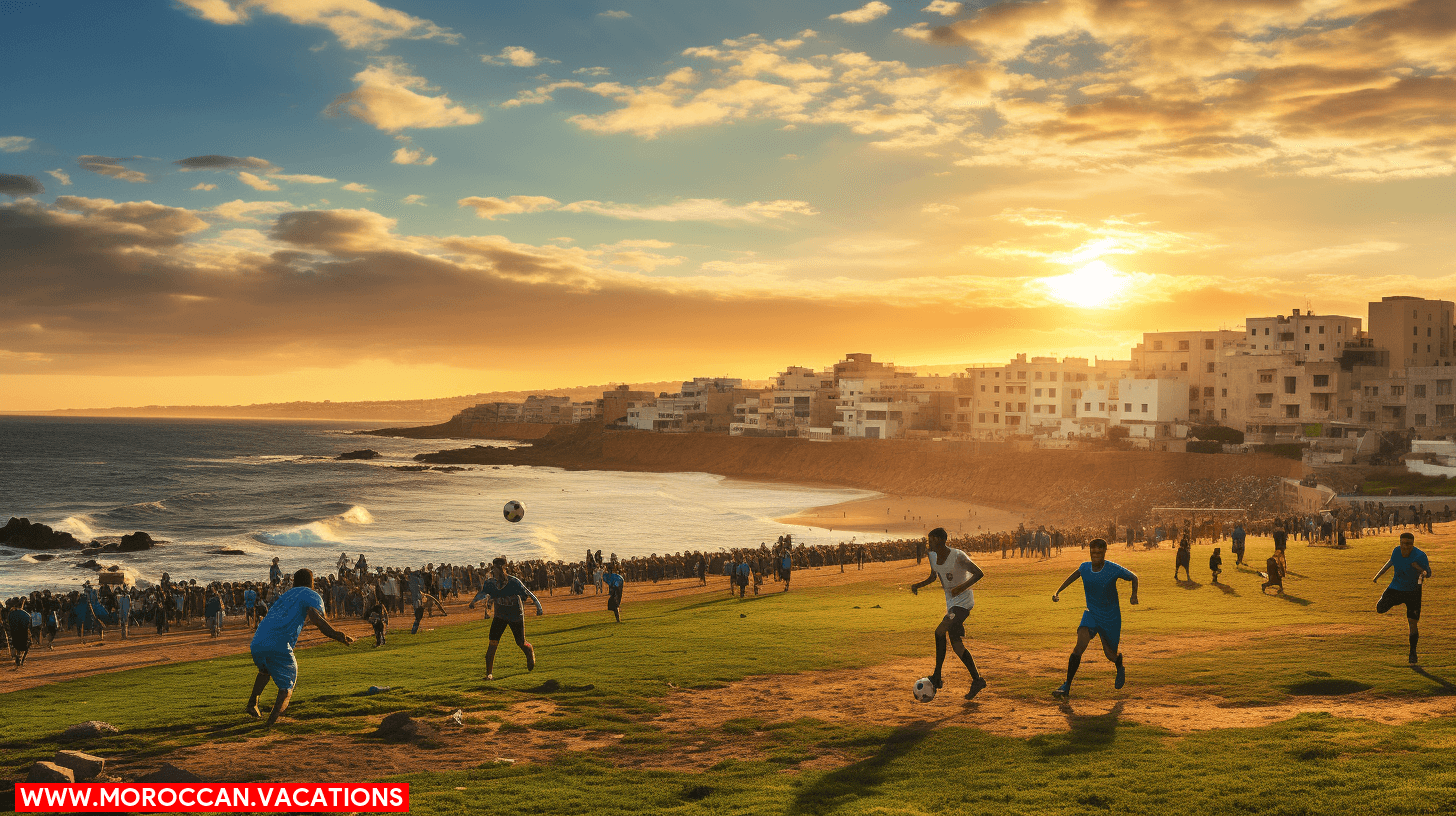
left=1038, top=260, right=1132, bottom=309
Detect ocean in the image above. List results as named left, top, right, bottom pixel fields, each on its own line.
left=0, top=417, right=882, bottom=595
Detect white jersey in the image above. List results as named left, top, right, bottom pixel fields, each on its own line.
left=930, top=547, right=976, bottom=610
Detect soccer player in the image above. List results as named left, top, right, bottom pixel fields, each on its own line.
left=1372, top=532, right=1432, bottom=664
left=1051, top=538, right=1138, bottom=699
left=735, top=559, right=753, bottom=599
left=1209, top=547, right=1223, bottom=584
left=468, top=557, right=544, bottom=680
left=780, top=547, right=793, bottom=593
left=246, top=568, right=354, bottom=728
left=910, top=527, right=987, bottom=700
left=604, top=564, right=624, bottom=623
left=243, top=582, right=258, bottom=629
left=7, top=598, right=31, bottom=668
left=1174, top=535, right=1192, bottom=581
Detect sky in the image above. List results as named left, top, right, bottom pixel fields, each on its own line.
left=1, top=0, right=1453, bottom=410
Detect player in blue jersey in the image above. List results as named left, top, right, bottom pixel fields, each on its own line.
left=604, top=563, right=625, bottom=623
left=1051, top=538, right=1139, bottom=699
left=246, top=569, right=355, bottom=727
left=1373, top=532, right=1432, bottom=664
left=469, top=557, right=545, bottom=680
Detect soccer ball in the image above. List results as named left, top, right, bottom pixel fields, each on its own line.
left=913, top=677, right=936, bottom=703
left=503, top=500, right=525, bottom=523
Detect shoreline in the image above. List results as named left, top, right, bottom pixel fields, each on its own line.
left=775, top=495, right=1030, bottom=536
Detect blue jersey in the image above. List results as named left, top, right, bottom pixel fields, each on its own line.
left=603, top=573, right=623, bottom=591
left=250, top=587, right=323, bottom=654
left=1079, top=561, right=1134, bottom=626
left=735, top=562, right=752, bottom=578
left=780, top=555, right=791, bottom=570
left=244, top=589, right=256, bottom=609
left=471, top=576, right=539, bottom=622
left=1388, top=547, right=1431, bottom=592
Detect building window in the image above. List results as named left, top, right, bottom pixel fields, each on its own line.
left=1154, top=341, right=1164, bottom=350
left=1141, top=404, right=1149, bottom=413
left=1221, top=388, right=1228, bottom=397
left=1338, top=326, right=1342, bottom=333
left=1438, top=380, right=1453, bottom=395
left=1285, top=404, right=1301, bottom=418
left=1318, top=325, right=1325, bottom=334
left=1438, top=405, right=1454, bottom=419
left=1318, top=344, right=1324, bottom=351
left=1049, top=372, right=1058, bottom=381
left=1033, top=405, right=1041, bottom=413
left=1178, top=340, right=1190, bottom=350
left=1049, top=388, right=1057, bottom=397
left=1035, top=371, right=1043, bottom=380
left=1304, top=344, right=1310, bottom=351
left=993, top=414, right=1000, bottom=423
left=994, top=401, right=1000, bottom=408
left=1250, top=329, right=1257, bottom=337
left=1415, top=384, right=1427, bottom=398
left=994, top=386, right=1000, bottom=393
left=1392, top=385, right=1405, bottom=397
left=977, top=413, right=986, bottom=422
left=1259, top=373, right=1274, bottom=383
left=1018, top=403, right=1026, bottom=412
left=1034, top=388, right=1042, bottom=397
left=1180, top=363, right=1188, bottom=371
left=1207, top=362, right=1215, bottom=373
left=1085, top=403, right=1092, bottom=411
left=1284, top=377, right=1297, bottom=394
left=1415, top=326, right=1420, bottom=336
left=1304, top=326, right=1311, bottom=334
left=1203, top=387, right=1214, bottom=397
left=1264, top=328, right=1270, bottom=335
left=1346, top=407, right=1352, bottom=418
left=1416, top=414, right=1427, bottom=426
left=1205, top=339, right=1215, bottom=349
left=980, top=385, right=986, bottom=392
left=1098, top=403, right=1105, bottom=411
left=1122, top=403, right=1130, bottom=412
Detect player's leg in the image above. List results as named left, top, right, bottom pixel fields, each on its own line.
left=930, top=614, right=951, bottom=689
left=245, top=665, right=271, bottom=718
left=1406, top=590, right=1422, bottom=663
left=1055, top=626, right=1094, bottom=697
left=947, top=609, right=986, bottom=699
left=264, top=687, right=293, bottom=728
left=1099, top=629, right=1126, bottom=689
left=510, top=620, right=535, bottom=671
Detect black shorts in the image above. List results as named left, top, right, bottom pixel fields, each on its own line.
left=942, top=606, right=970, bottom=638
left=489, top=616, right=526, bottom=645
left=607, top=588, right=622, bottom=611
left=1377, top=587, right=1422, bottom=620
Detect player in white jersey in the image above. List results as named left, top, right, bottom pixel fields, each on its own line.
left=910, top=527, right=987, bottom=700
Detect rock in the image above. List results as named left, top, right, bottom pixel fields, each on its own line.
left=27, top=762, right=75, bottom=783
left=60, top=721, right=119, bottom=741
left=337, top=449, right=381, bottom=461
left=76, top=559, right=104, bottom=571
left=138, top=763, right=202, bottom=783
left=365, top=685, right=392, bottom=695
left=31, top=552, right=55, bottom=561
left=0, top=517, right=83, bottom=550
left=376, top=712, right=437, bottom=743
left=206, top=548, right=247, bottom=555
left=114, top=531, right=157, bottom=552
left=390, top=465, right=430, bottom=472
left=52, top=750, right=105, bottom=781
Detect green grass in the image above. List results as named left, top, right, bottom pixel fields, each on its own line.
left=4, top=530, right=1456, bottom=814
left=1361, top=470, right=1456, bottom=496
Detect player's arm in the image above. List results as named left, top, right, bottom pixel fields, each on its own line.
left=426, top=593, right=447, bottom=615
left=1052, top=568, right=1082, bottom=601
left=1124, top=570, right=1139, bottom=605
left=306, top=607, right=355, bottom=645
left=951, top=559, right=984, bottom=597
left=1418, top=554, right=1432, bottom=580
left=519, top=583, right=545, bottom=616
left=909, top=567, right=937, bottom=594
left=1372, top=558, right=1393, bottom=583
left=467, top=585, right=493, bottom=608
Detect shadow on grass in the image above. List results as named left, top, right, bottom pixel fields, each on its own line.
left=1410, top=666, right=1456, bottom=694
left=786, top=721, right=940, bottom=815
left=1213, top=582, right=1240, bottom=596
left=1175, top=579, right=1203, bottom=590
left=1029, top=700, right=1127, bottom=758
left=1270, top=592, right=1313, bottom=606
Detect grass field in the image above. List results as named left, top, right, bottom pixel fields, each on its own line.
left=5, top=529, right=1456, bottom=814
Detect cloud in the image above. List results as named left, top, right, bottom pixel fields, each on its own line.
left=238, top=171, right=280, bottom=191
left=0, top=175, right=44, bottom=197
left=1250, top=241, right=1406, bottom=271
left=46, top=169, right=72, bottom=186
left=598, top=10, right=630, bottom=19
left=401, top=194, right=426, bottom=205
left=0, top=136, right=33, bottom=153
left=574, top=66, right=611, bottom=77
left=922, top=203, right=959, bottom=215
left=270, top=172, right=337, bottom=184
left=191, top=183, right=218, bottom=191
left=53, top=195, right=210, bottom=238
left=483, top=46, right=557, bottom=67
left=211, top=199, right=297, bottom=222
left=457, top=195, right=561, bottom=219
left=342, top=182, right=376, bottom=193
left=560, top=198, right=819, bottom=222
left=176, top=0, right=459, bottom=49
left=391, top=145, right=437, bottom=165
left=326, top=59, right=483, bottom=132
left=923, top=1, right=962, bottom=15
left=78, top=156, right=149, bottom=183
left=174, top=154, right=275, bottom=172
left=829, top=2, right=892, bottom=24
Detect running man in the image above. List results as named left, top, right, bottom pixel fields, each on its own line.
left=7, top=598, right=31, bottom=668
left=604, top=564, right=624, bottom=623
left=468, top=557, right=545, bottom=680
left=1051, top=538, right=1139, bottom=699
left=243, top=582, right=258, bottom=629
left=245, top=568, right=354, bottom=728
left=779, top=547, right=793, bottom=592
left=1372, top=532, right=1432, bottom=664
left=910, top=528, right=987, bottom=700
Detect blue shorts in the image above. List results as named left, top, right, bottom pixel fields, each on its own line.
left=252, top=649, right=299, bottom=690
left=1078, top=611, right=1121, bottom=652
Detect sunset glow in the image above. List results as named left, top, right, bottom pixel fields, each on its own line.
left=1, top=1, right=1452, bottom=410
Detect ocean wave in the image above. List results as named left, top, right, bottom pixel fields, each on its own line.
left=56, top=515, right=98, bottom=539
left=253, top=504, right=373, bottom=547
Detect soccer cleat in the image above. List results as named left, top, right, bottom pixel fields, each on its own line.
left=1409, top=652, right=1419, bottom=665
left=1114, top=661, right=1126, bottom=690
left=525, top=642, right=536, bottom=671
left=1052, top=682, right=1071, bottom=699
left=965, top=678, right=987, bottom=700
left=929, top=674, right=944, bottom=690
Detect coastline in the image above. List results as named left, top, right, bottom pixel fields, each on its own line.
left=775, top=495, right=1029, bottom=536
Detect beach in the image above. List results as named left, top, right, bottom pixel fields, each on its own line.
left=776, top=495, right=1030, bottom=536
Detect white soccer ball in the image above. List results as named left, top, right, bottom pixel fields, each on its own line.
left=913, top=677, right=936, bottom=703
left=503, top=500, right=525, bottom=523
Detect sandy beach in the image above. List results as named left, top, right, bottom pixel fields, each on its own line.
left=776, top=494, right=1030, bottom=536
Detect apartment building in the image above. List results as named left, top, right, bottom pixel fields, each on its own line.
left=1367, top=296, right=1455, bottom=368
left=962, top=355, right=1129, bottom=438
left=835, top=375, right=963, bottom=439
left=1130, top=330, right=1248, bottom=421
left=1244, top=310, right=1362, bottom=362
left=601, top=384, right=659, bottom=424
left=771, top=365, right=840, bottom=431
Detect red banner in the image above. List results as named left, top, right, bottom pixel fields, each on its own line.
left=15, top=783, right=409, bottom=812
